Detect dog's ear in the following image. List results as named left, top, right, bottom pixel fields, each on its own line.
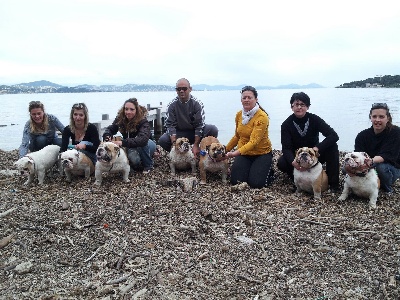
left=313, top=148, right=320, bottom=158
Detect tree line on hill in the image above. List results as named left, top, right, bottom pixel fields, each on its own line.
left=337, top=75, right=400, bottom=88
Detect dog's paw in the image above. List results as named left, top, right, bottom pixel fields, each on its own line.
left=200, top=180, right=207, bottom=185
left=338, top=195, right=346, bottom=201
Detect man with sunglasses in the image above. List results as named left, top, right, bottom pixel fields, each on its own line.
left=277, top=92, right=340, bottom=193
left=158, top=78, right=218, bottom=157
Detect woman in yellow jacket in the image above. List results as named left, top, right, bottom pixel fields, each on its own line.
left=225, top=86, right=274, bottom=188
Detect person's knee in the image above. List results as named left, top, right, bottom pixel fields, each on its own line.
left=204, top=125, right=218, bottom=138
left=128, top=150, right=141, bottom=167
left=158, top=134, right=171, bottom=151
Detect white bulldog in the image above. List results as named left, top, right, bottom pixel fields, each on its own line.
left=14, top=145, right=60, bottom=185
left=60, top=149, right=95, bottom=182
left=338, top=152, right=380, bottom=208
left=293, top=147, right=329, bottom=200
left=94, top=142, right=130, bottom=186
left=168, top=137, right=196, bottom=176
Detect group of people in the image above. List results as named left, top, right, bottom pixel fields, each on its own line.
left=19, top=78, right=400, bottom=195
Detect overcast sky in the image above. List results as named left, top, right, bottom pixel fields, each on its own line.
left=1, top=0, right=399, bottom=88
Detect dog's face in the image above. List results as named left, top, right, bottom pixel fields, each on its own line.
left=207, top=143, right=226, bottom=159
left=295, top=147, right=319, bottom=168
left=96, top=142, right=121, bottom=163
left=60, top=149, right=80, bottom=170
left=343, top=152, right=372, bottom=171
left=174, top=138, right=191, bottom=153
left=14, top=157, right=35, bottom=176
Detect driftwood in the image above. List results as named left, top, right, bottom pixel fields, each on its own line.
left=1, top=149, right=400, bottom=299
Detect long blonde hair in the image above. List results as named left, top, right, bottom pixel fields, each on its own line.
left=28, top=101, right=49, bottom=134
left=69, top=103, right=89, bottom=133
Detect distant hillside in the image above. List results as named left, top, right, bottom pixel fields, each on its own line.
left=0, top=81, right=325, bottom=95
left=16, top=80, right=65, bottom=88
left=192, top=83, right=324, bottom=91
left=337, top=75, right=400, bottom=88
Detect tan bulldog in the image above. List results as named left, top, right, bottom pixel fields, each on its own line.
left=293, top=147, right=328, bottom=200
left=199, top=136, right=228, bottom=184
left=94, top=142, right=130, bottom=186
left=168, top=137, right=196, bottom=176
left=339, top=152, right=380, bottom=208
left=60, top=149, right=95, bottom=182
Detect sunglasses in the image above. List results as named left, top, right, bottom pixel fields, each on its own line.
left=241, top=86, right=256, bottom=93
left=73, top=103, right=85, bottom=109
left=371, top=103, right=388, bottom=109
left=175, top=87, right=188, bottom=92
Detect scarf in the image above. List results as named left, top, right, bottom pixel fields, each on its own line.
left=242, top=104, right=259, bottom=125
left=293, top=118, right=310, bottom=137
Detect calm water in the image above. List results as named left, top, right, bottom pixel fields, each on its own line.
left=0, top=88, right=399, bottom=152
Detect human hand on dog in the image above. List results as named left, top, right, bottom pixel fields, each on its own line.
left=192, top=143, right=200, bottom=157
left=75, top=143, right=86, bottom=150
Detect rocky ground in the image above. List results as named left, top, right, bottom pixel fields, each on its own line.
left=0, top=149, right=399, bottom=300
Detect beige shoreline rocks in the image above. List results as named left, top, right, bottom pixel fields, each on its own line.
left=0, top=148, right=399, bottom=299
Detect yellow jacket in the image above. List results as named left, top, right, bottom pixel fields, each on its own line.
left=226, top=109, right=272, bottom=155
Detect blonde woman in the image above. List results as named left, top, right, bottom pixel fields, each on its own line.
left=61, top=103, right=100, bottom=165
left=19, top=101, right=64, bottom=158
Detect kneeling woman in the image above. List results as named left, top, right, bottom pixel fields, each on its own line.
left=103, top=98, right=156, bottom=174
left=224, top=86, right=274, bottom=188
left=61, top=102, right=100, bottom=166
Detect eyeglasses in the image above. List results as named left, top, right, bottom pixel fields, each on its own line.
left=73, top=103, right=85, bottom=109
left=175, top=87, right=188, bottom=92
left=241, top=86, right=256, bottom=93
left=371, top=103, right=388, bottom=109
left=292, top=103, right=307, bottom=108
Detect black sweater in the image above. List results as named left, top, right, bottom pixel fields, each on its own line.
left=281, top=112, right=339, bottom=163
left=355, top=126, right=400, bottom=168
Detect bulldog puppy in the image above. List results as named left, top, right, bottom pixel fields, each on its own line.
left=293, top=147, right=329, bottom=200
left=14, top=145, right=60, bottom=185
left=168, top=137, right=196, bottom=176
left=199, top=136, right=228, bottom=184
left=94, top=142, right=130, bottom=186
left=338, top=152, right=380, bottom=208
left=60, top=149, right=94, bottom=182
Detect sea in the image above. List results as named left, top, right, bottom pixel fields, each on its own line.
left=0, top=88, right=399, bottom=152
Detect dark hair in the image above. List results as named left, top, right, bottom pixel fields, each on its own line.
left=240, top=86, right=268, bottom=115
left=369, top=103, right=393, bottom=130
left=70, top=103, right=89, bottom=133
left=116, top=98, right=147, bottom=132
left=290, top=92, right=311, bottom=107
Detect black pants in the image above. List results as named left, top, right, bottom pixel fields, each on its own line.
left=277, top=144, right=340, bottom=188
left=230, top=152, right=274, bottom=189
left=158, top=124, right=218, bottom=151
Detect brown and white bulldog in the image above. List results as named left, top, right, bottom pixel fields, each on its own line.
left=293, top=147, right=329, bottom=200
left=168, top=137, right=196, bottom=176
left=199, top=136, right=228, bottom=184
left=60, top=149, right=94, bottom=182
left=339, top=152, right=380, bottom=208
left=94, top=142, right=130, bottom=186
left=14, top=145, right=60, bottom=185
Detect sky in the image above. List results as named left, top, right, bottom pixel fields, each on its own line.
left=1, top=0, right=400, bottom=88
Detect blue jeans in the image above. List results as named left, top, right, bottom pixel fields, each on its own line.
left=127, top=139, right=156, bottom=170
left=29, top=135, right=62, bottom=153
left=375, top=163, right=400, bottom=192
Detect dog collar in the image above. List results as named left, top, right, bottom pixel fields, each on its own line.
left=309, top=161, right=320, bottom=169
left=348, top=168, right=372, bottom=177
left=200, top=150, right=207, bottom=156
